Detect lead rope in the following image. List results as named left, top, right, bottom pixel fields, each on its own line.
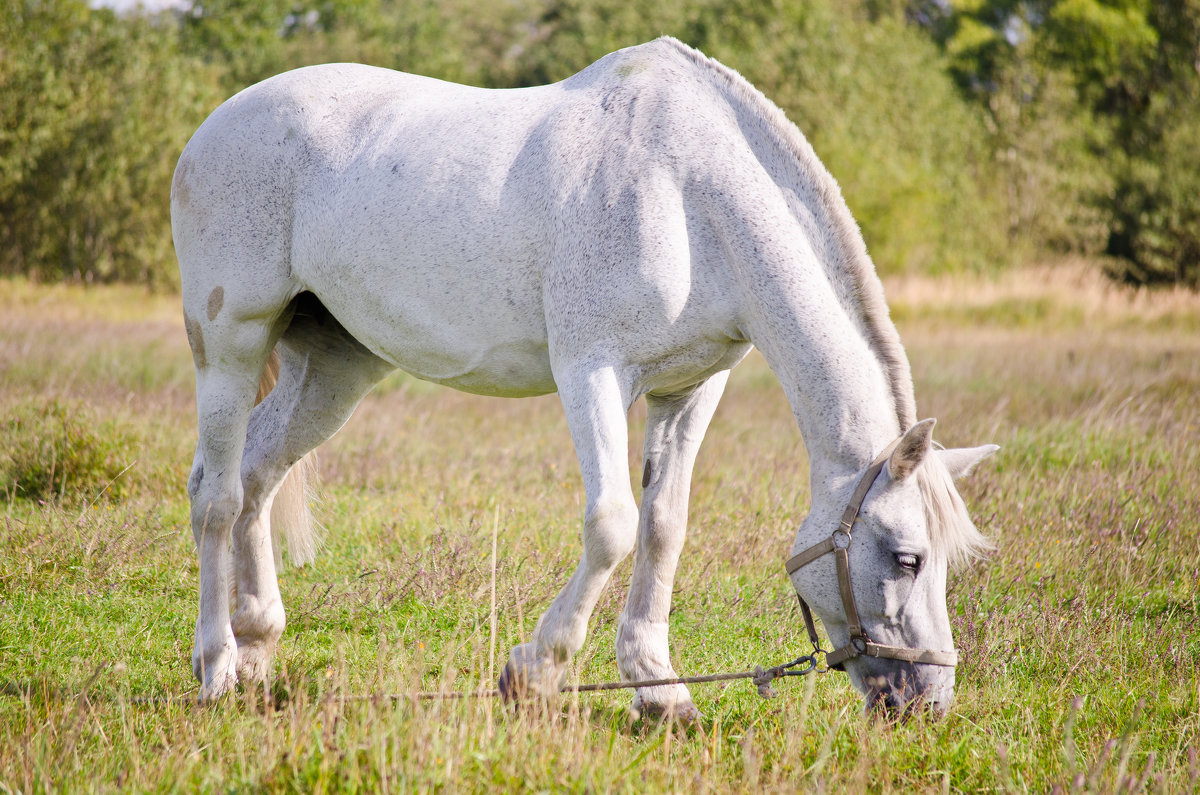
left=112, top=654, right=822, bottom=706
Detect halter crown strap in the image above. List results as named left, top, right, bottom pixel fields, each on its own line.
left=784, top=436, right=959, bottom=670
left=785, top=439, right=897, bottom=577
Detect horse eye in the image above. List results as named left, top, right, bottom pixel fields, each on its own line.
left=894, top=553, right=920, bottom=572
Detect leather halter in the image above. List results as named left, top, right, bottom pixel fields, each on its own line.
left=784, top=437, right=958, bottom=670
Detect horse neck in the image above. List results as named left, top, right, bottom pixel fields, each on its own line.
left=748, top=275, right=904, bottom=487
left=674, top=42, right=915, bottom=479
left=721, top=190, right=910, bottom=485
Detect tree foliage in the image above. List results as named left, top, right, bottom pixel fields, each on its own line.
left=2, top=0, right=1196, bottom=286
left=0, top=0, right=222, bottom=285
left=919, top=0, right=1200, bottom=285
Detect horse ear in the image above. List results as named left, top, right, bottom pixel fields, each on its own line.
left=936, top=444, right=1000, bottom=479
left=888, top=418, right=936, bottom=482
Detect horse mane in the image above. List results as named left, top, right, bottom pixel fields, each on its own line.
left=656, top=37, right=917, bottom=431
left=656, top=39, right=989, bottom=568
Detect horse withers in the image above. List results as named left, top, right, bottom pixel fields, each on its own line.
left=171, top=37, right=997, bottom=718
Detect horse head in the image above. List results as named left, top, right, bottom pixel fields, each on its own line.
left=789, top=419, right=998, bottom=718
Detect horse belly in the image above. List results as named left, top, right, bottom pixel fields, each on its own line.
left=295, top=221, right=556, bottom=397
left=309, top=271, right=556, bottom=397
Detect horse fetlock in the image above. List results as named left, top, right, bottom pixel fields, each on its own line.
left=234, top=639, right=277, bottom=684
left=498, top=643, right=566, bottom=702
left=230, top=596, right=285, bottom=644
left=615, top=618, right=671, bottom=670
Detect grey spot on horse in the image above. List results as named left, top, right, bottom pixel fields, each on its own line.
left=615, top=61, right=647, bottom=79
left=184, top=314, right=207, bottom=369
left=207, top=286, right=225, bottom=321
left=172, top=157, right=194, bottom=208
left=642, top=460, right=652, bottom=488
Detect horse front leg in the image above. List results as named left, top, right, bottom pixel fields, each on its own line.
left=499, top=363, right=638, bottom=702
left=617, top=372, right=727, bottom=722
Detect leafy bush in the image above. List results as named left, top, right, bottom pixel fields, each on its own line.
left=1104, top=98, right=1200, bottom=287
left=922, top=0, right=1200, bottom=285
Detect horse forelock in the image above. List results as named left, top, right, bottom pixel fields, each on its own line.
left=655, top=37, right=918, bottom=432
left=917, top=454, right=992, bottom=570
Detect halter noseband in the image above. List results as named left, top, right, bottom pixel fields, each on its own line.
left=784, top=437, right=958, bottom=670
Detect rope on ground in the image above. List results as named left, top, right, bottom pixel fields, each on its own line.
left=3, top=653, right=821, bottom=707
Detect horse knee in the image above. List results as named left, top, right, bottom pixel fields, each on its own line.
left=583, top=496, right=638, bottom=570
left=190, top=475, right=243, bottom=544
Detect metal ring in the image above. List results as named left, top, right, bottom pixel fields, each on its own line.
left=782, top=655, right=818, bottom=677
left=832, top=529, right=851, bottom=548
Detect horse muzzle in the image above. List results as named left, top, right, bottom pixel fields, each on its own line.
left=856, top=657, right=955, bottom=719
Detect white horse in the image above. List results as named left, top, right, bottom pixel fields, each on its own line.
left=172, top=37, right=997, bottom=717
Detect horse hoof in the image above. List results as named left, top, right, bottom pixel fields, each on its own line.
left=630, top=691, right=703, bottom=725
left=196, top=671, right=237, bottom=703
left=193, top=638, right=238, bottom=701
left=235, top=641, right=276, bottom=685
left=497, top=661, right=524, bottom=702
left=499, top=644, right=565, bottom=703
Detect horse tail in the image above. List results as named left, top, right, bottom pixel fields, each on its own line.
left=258, top=350, right=322, bottom=567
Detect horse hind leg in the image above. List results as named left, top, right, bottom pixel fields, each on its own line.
left=231, top=297, right=394, bottom=686
left=187, top=319, right=277, bottom=700
left=617, top=371, right=728, bottom=723
left=224, top=350, right=294, bottom=687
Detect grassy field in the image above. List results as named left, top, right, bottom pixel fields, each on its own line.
left=1, top=264, right=1197, bottom=792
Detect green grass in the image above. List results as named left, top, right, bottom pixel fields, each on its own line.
left=1, top=267, right=1198, bottom=792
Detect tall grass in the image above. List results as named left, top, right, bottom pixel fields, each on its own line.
left=1, top=265, right=1197, bottom=791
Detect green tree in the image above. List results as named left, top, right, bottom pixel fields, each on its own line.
left=0, top=0, right=1021, bottom=285
left=918, top=0, right=1200, bottom=284
left=0, top=0, right=222, bottom=285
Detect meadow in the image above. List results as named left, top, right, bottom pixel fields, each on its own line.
left=0, top=263, right=1197, bottom=792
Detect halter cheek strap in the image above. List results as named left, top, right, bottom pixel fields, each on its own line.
left=784, top=438, right=959, bottom=670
